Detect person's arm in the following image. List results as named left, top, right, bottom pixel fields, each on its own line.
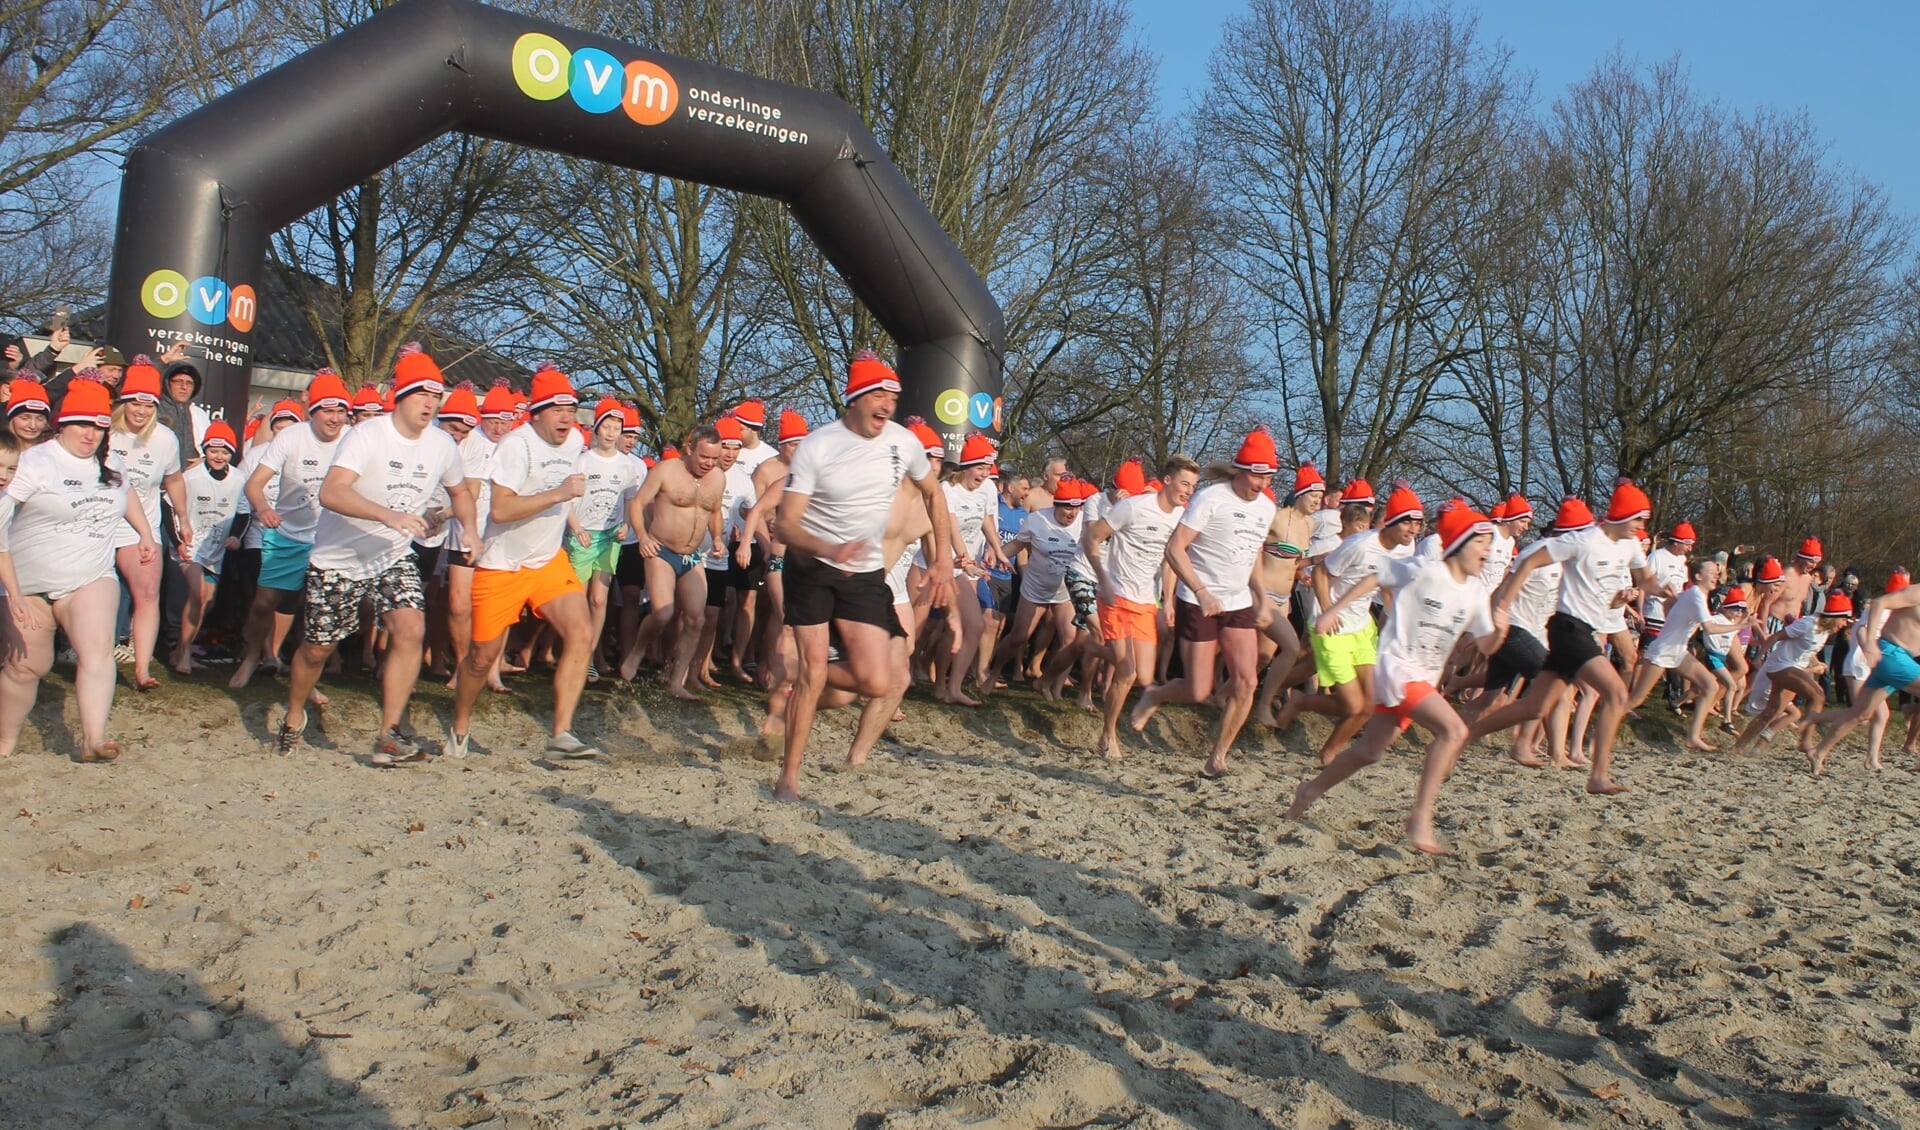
left=447, top=479, right=477, bottom=546
left=1489, top=547, right=1545, bottom=612
left=0, top=493, right=40, bottom=633
left=244, top=460, right=281, bottom=528
left=912, top=469, right=954, bottom=608
left=123, top=486, right=158, bottom=564
left=24, top=327, right=68, bottom=374
left=1314, top=575, right=1379, bottom=635
left=491, top=473, right=584, bottom=525
left=705, top=481, right=724, bottom=561
left=774, top=488, right=855, bottom=562
left=981, top=508, right=1008, bottom=572
left=736, top=471, right=784, bottom=564
left=317, top=467, right=427, bottom=539
left=1163, top=525, right=1217, bottom=616
left=1082, top=517, right=1117, bottom=595
left=162, top=469, right=190, bottom=548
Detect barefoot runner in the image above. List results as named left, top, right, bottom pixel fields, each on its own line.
left=616, top=424, right=725, bottom=697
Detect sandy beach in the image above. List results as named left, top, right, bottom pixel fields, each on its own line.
left=0, top=667, right=1914, bottom=1128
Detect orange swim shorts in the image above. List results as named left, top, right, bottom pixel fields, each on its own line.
left=470, top=551, right=585, bottom=644
left=1098, top=597, right=1160, bottom=644
left=1374, top=681, right=1437, bottom=732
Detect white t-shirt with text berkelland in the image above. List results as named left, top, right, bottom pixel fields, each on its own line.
left=0, top=441, right=129, bottom=599
left=1099, top=493, right=1183, bottom=605
left=1641, top=546, right=1689, bottom=622
left=1507, top=539, right=1564, bottom=640
left=254, top=421, right=343, bottom=544
left=479, top=426, right=586, bottom=572
left=1484, top=531, right=1516, bottom=589
left=1322, top=530, right=1416, bottom=634
left=784, top=419, right=930, bottom=575
left=1372, top=555, right=1496, bottom=707
left=573, top=447, right=642, bottom=534
left=309, top=416, right=464, bottom=580
left=1543, top=526, right=1645, bottom=630
left=180, top=462, right=245, bottom=570
left=735, top=441, right=777, bottom=476
left=1174, top=483, right=1275, bottom=613
left=944, top=480, right=990, bottom=560
left=1016, top=508, right=1090, bottom=604
left=110, top=425, right=181, bottom=549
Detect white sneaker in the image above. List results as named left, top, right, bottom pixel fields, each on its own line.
left=545, top=731, right=603, bottom=759
left=445, top=728, right=469, bottom=760
left=112, top=644, right=136, bottom=663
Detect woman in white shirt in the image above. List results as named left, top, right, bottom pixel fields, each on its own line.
left=0, top=379, right=159, bottom=762
left=109, top=365, right=189, bottom=690
left=931, top=436, right=1005, bottom=706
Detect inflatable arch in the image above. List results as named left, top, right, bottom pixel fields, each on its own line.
left=105, top=0, right=1005, bottom=448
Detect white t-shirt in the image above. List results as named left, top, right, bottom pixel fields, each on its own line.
left=235, top=445, right=267, bottom=550
left=1099, top=494, right=1182, bottom=605
left=1322, top=530, right=1415, bottom=634
left=785, top=419, right=930, bottom=574
left=618, top=454, right=650, bottom=546
left=1307, top=509, right=1345, bottom=557
left=1643, top=585, right=1716, bottom=669
left=478, top=426, right=586, bottom=572
left=453, top=428, right=500, bottom=552
left=735, top=441, right=777, bottom=476
left=110, top=425, right=182, bottom=549
left=573, top=447, right=642, bottom=534
left=180, top=462, right=246, bottom=571
left=1016, top=509, right=1090, bottom=604
left=1544, top=526, right=1646, bottom=630
left=1412, top=532, right=1441, bottom=565
left=706, top=461, right=757, bottom=569
left=0, top=442, right=129, bottom=598
left=944, top=480, right=990, bottom=560
left=1764, top=616, right=1832, bottom=675
left=1173, top=485, right=1275, bottom=612
left=1372, top=556, right=1495, bottom=707
left=309, top=416, right=464, bottom=579
left=1642, top=546, right=1689, bottom=623
left=254, top=421, right=343, bottom=544
left=1484, top=532, right=1516, bottom=590
left=1507, top=539, right=1564, bottom=640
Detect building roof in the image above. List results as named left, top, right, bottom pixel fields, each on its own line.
left=62, top=267, right=528, bottom=389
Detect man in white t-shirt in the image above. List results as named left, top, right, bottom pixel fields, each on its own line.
left=1084, top=454, right=1199, bottom=760
left=441, top=383, right=518, bottom=691
left=1276, top=481, right=1425, bottom=764
left=730, top=398, right=778, bottom=475
left=1128, top=429, right=1280, bottom=777
left=1286, top=503, right=1505, bottom=854
left=696, top=415, right=759, bottom=686
left=277, top=346, right=473, bottom=764
left=769, top=351, right=952, bottom=802
left=230, top=371, right=352, bottom=690
left=449, top=365, right=600, bottom=760
left=1472, top=479, right=1665, bottom=795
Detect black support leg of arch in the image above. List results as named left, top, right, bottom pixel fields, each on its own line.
left=105, top=0, right=1004, bottom=448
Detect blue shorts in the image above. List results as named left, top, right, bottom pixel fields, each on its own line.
left=1867, top=641, right=1920, bottom=694
left=258, top=527, right=313, bottom=592
left=666, top=550, right=702, bottom=578
left=1704, top=651, right=1727, bottom=672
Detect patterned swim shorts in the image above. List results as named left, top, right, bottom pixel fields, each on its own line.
left=303, top=558, right=425, bottom=646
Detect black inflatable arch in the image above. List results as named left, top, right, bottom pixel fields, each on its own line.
left=106, top=0, right=1005, bottom=447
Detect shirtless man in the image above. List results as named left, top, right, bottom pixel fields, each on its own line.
left=1024, top=455, right=1069, bottom=511
left=770, top=351, right=952, bottom=802
left=1801, top=574, right=1920, bottom=773
left=1253, top=462, right=1325, bottom=726
left=617, top=425, right=725, bottom=698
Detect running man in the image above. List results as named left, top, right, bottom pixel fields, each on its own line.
left=1084, top=454, right=1199, bottom=759
left=616, top=424, right=726, bottom=697
left=1285, top=503, right=1505, bottom=853
left=770, top=350, right=953, bottom=802
left=1128, top=428, right=1280, bottom=777
left=1803, top=570, right=1919, bottom=772
left=449, top=364, right=601, bottom=760
left=277, top=345, right=474, bottom=763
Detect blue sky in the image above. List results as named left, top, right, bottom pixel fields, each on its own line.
left=1132, top=0, right=1920, bottom=219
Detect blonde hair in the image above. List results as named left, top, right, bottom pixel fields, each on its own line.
left=111, top=401, right=159, bottom=442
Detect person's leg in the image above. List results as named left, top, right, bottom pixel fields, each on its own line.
left=1285, top=712, right=1401, bottom=818
left=1204, top=625, right=1261, bottom=775
left=0, top=597, right=56, bottom=757
left=942, top=581, right=985, bottom=706
left=1099, top=635, right=1143, bottom=758
left=664, top=567, right=709, bottom=699
left=1467, top=670, right=1565, bottom=743
left=1130, top=637, right=1219, bottom=729
left=1037, top=603, right=1083, bottom=700
left=984, top=599, right=1044, bottom=691
left=584, top=572, right=612, bottom=678
left=229, top=584, right=282, bottom=687
left=1575, top=654, right=1632, bottom=793
left=1317, top=673, right=1373, bottom=765
left=777, top=622, right=833, bottom=801
left=1624, top=660, right=1664, bottom=712
left=847, top=615, right=915, bottom=766
left=116, top=544, right=163, bottom=685
left=730, top=581, right=757, bottom=683
left=535, top=591, right=594, bottom=737
left=171, top=567, right=214, bottom=673
left=1254, top=613, right=1303, bottom=726
left=1405, top=693, right=1473, bottom=853
left=377, top=607, right=426, bottom=734
left=692, top=573, right=727, bottom=688
left=620, top=556, right=680, bottom=681
left=1678, top=657, right=1721, bottom=750
left=53, top=578, right=122, bottom=757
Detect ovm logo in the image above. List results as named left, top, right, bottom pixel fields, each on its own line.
left=141, top=270, right=256, bottom=332
left=512, top=33, right=677, bottom=125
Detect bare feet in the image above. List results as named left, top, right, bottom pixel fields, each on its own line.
left=1282, top=781, right=1318, bottom=820
left=1681, top=739, right=1717, bottom=752
left=772, top=779, right=802, bottom=802
left=761, top=686, right=791, bottom=741
left=665, top=683, right=703, bottom=702
left=1549, top=756, right=1577, bottom=769
left=1128, top=691, right=1160, bottom=733
left=1098, top=734, right=1124, bottom=760
left=228, top=655, right=259, bottom=689
left=1270, top=692, right=1301, bottom=732
left=1405, top=816, right=1446, bottom=855
left=1200, top=756, right=1231, bottom=778
left=1509, top=749, right=1545, bottom=768
left=1586, top=776, right=1629, bottom=795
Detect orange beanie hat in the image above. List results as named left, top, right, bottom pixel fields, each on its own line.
left=306, top=369, right=352, bottom=412
left=1604, top=478, right=1651, bottom=523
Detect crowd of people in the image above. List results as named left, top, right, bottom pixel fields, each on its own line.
left=2, top=340, right=1916, bottom=852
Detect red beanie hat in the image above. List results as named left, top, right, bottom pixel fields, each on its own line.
left=1721, top=585, right=1748, bottom=609
left=1797, top=536, right=1822, bottom=562
left=777, top=409, right=809, bottom=444
left=1053, top=478, right=1090, bottom=506
left=1490, top=498, right=1509, bottom=521
left=351, top=385, right=384, bottom=413
left=1145, top=478, right=1163, bottom=493
left=392, top=342, right=445, bottom=400
left=1435, top=501, right=1494, bottom=559
left=306, top=370, right=352, bottom=412
left=201, top=419, right=239, bottom=453
left=438, top=387, right=480, bottom=426
left=480, top=382, right=517, bottom=420
left=1503, top=494, right=1533, bottom=522
left=1292, top=461, right=1326, bottom=495
left=1754, top=556, right=1784, bottom=583
left=593, top=397, right=624, bottom=429
left=1552, top=497, right=1594, bottom=532
left=661, top=445, right=680, bottom=460
left=1887, top=568, right=1911, bottom=594
left=1668, top=521, right=1697, bottom=544
left=1604, top=478, right=1651, bottom=523
left=715, top=415, right=744, bottom=446
left=620, top=405, right=642, bottom=434
left=1383, top=481, right=1423, bottom=525
left=1232, top=426, right=1279, bottom=474
left=527, top=364, right=578, bottom=413
left=845, top=350, right=900, bottom=401
left=959, top=433, right=997, bottom=467
left=1340, top=479, right=1375, bottom=507
left=732, top=399, right=766, bottom=429
left=270, top=399, right=306, bottom=425
left=6, top=378, right=49, bottom=417
left=1820, top=591, right=1855, bottom=618
left=1112, top=458, right=1147, bottom=496
left=117, top=358, right=162, bottom=403
left=904, top=417, right=944, bottom=459
left=57, top=379, right=113, bottom=427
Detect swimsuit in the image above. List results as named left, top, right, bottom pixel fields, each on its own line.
left=665, top=549, right=702, bottom=578
left=1264, top=540, right=1305, bottom=559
